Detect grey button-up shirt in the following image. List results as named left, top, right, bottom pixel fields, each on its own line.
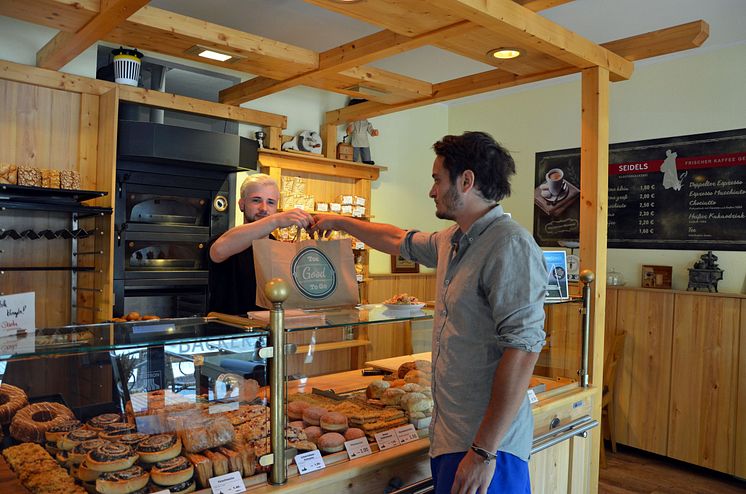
left=401, top=205, right=546, bottom=460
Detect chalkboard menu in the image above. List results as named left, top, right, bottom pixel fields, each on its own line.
left=533, top=128, right=746, bottom=251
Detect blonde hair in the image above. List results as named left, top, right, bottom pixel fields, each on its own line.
left=240, top=173, right=278, bottom=198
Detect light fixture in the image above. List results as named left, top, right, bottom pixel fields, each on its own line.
left=184, top=45, right=241, bottom=63
left=488, top=48, right=521, bottom=60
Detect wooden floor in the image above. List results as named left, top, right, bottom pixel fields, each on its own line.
left=599, top=445, right=746, bottom=493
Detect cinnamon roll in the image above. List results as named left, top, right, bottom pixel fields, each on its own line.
left=95, top=465, right=149, bottom=494
left=45, top=418, right=82, bottom=443
left=87, top=413, right=123, bottom=431
left=86, top=442, right=139, bottom=472
left=58, top=428, right=99, bottom=451
left=150, top=455, right=194, bottom=486
left=76, top=459, right=103, bottom=482
left=115, top=432, right=150, bottom=448
left=158, top=476, right=197, bottom=493
left=99, top=422, right=138, bottom=442
left=137, top=433, right=182, bottom=463
left=69, top=438, right=109, bottom=466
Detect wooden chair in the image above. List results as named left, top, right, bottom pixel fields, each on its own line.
left=600, top=331, right=626, bottom=468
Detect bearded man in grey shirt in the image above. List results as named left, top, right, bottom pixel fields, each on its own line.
left=311, top=131, right=546, bottom=494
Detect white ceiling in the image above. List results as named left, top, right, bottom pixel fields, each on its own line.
left=149, top=0, right=746, bottom=103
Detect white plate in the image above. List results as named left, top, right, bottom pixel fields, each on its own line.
left=383, top=303, right=426, bottom=311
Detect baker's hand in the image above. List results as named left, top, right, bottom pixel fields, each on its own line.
left=451, top=450, right=496, bottom=494
left=310, top=213, right=346, bottom=238
left=273, top=209, right=314, bottom=230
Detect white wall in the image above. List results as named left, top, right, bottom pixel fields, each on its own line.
left=448, top=44, right=746, bottom=293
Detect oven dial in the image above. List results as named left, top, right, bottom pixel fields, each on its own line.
left=213, top=195, right=228, bottom=212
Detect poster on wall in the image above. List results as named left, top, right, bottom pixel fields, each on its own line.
left=533, top=128, right=746, bottom=251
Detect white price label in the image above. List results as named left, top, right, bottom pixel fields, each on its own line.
left=344, top=437, right=372, bottom=459
left=527, top=389, right=539, bottom=404
left=209, top=471, right=246, bottom=493
left=395, top=424, right=419, bottom=444
left=152, top=490, right=169, bottom=494
left=374, top=430, right=400, bottom=451
left=0, top=292, right=35, bottom=337
left=295, top=449, right=325, bottom=475
left=209, top=401, right=240, bottom=414
left=354, top=241, right=365, bottom=250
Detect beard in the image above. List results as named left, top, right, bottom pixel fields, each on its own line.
left=244, top=210, right=270, bottom=224
left=435, top=185, right=463, bottom=220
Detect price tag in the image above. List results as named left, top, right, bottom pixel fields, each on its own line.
left=374, top=430, right=399, bottom=451
left=295, top=449, right=325, bottom=475
left=354, top=241, right=365, bottom=250
left=344, top=437, right=372, bottom=459
left=209, top=471, right=246, bottom=493
left=356, top=274, right=364, bottom=282
left=209, top=401, right=240, bottom=414
left=0, top=292, right=35, bottom=337
left=152, top=490, right=169, bottom=494
left=527, top=389, right=539, bottom=404
left=394, top=424, right=419, bottom=444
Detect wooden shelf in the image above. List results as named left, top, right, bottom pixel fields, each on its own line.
left=259, top=149, right=386, bottom=180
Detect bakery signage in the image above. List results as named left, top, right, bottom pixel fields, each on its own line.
left=291, top=247, right=337, bottom=299
left=533, top=128, right=746, bottom=250
left=0, top=292, right=35, bottom=337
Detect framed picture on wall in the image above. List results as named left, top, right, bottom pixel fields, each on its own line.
left=390, top=255, right=419, bottom=274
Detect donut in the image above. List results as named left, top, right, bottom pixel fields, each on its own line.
left=0, top=383, right=28, bottom=425
left=96, top=465, right=149, bottom=494
left=99, top=422, right=138, bottom=442
left=58, top=428, right=99, bottom=451
left=303, top=426, right=323, bottom=444
left=301, top=406, right=327, bottom=426
left=319, top=412, right=348, bottom=432
left=317, top=432, right=345, bottom=453
left=86, top=442, right=139, bottom=472
left=150, top=456, right=194, bottom=486
left=287, top=400, right=310, bottom=420
left=9, top=402, right=75, bottom=443
left=343, top=428, right=365, bottom=441
left=115, top=432, right=150, bottom=448
left=366, top=380, right=390, bottom=399
left=87, top=413, right=123, bottom=431
left=137, top=434, right=182, bottom=463
left=45, top=418, right=83, bottom=443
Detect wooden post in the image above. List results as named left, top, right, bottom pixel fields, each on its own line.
left=265, top=126, right=282, bottom=150
left=580, top=65, right=609, bottom=494
left=323, top=122, right=337, bottom=159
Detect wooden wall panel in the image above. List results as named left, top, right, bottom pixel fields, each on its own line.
left=736, top=299, right=746, bottom=478
left=613, top=288, right=674, bottom=455
left=529, top=440, right=570, bottom=494
left=667, top=293, right=740, bottom=474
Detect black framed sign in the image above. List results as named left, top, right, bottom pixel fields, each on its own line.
left=533, top=128, right=746, bottom=251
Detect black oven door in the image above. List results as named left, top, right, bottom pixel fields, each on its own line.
left=114, top=279, right=208, bottom=319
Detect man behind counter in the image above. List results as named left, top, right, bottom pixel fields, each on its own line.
left=208, top=174, right=313, bottom=315
left=311, top=132, right=546, bottom=494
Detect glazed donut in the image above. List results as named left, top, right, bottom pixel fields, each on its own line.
left=115, top=432, right=150, bottom=448
left=86, top=442, right=139, bottom=472
left=58, top=428, right=99, bottom=451
left=343, top=428, right=366, bottom=441
left=137, top=434, right=182, bottom=463
left=319, top=412, right=348, bottom=432
left=287, top=400, right=310, bottom=420
left=9, top=401, right=75, bottom=443
left=0, top=383, right=28, bottom=425
left=301, top=406, right=327, bottom=426
left=87, top=413, right=123, bottom=431
left=99, top=422, right=138, bottom=442
left=150, top=456, right=194, bottom=486
left=95, top=465, right=149, bottom=494
left=317, top=432, right=345, bottom=453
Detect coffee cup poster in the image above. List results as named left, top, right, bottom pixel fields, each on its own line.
left=533, top=128, right=746, bottom=251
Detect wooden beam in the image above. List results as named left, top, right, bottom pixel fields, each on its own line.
left=429, top=0, right=634, bottom=80
left=36, top=0, right=150, bottom=70
left=514, top=0, right=575, bottom=10
left=338, top=66, right=432, bottom=98
left=220, top=22, right=470, bottom=105
left=604, top=20, right=709, bottom=62
left=0, top=59, right=116, bottom=95
left=118, top=86, right=287, bottom=128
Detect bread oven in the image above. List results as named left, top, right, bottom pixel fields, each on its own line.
left=114, top=120, right=258, bottom=318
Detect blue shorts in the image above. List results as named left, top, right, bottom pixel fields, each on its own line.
left=430, top=451, right=531, bottom=494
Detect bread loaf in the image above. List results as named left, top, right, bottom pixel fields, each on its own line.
left=0, top=163, right=17, bottom=184
left=60, top=169, right=80, bottom=189
left=203, top=449, right=229, bottom=476
left=186, top=453, right=212, bottom=488
left=177, top=415, right=235, bottom=453
left=17, top=166, right=41, bottom=186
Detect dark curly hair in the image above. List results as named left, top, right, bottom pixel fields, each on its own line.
left=433, top=131, right=515, bottom=202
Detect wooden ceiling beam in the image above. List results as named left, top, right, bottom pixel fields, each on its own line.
left=220, top=21, right=471, bottom=105
left=429, top=0, right=634, bottom=80
left=326, top=20, right=709, bottom=124
left=514, top=0, right=575, bottom=10
left=36, top=0, right=150, bottom=70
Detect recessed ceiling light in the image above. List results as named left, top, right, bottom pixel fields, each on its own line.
left=185, top=45, right=242, bottom=63
left=488, top=48, right=521, bottom=60
left=198, top=49, right=232, bottom=62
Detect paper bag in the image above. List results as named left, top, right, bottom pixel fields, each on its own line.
left=252, top=238, right=359, bottom=309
